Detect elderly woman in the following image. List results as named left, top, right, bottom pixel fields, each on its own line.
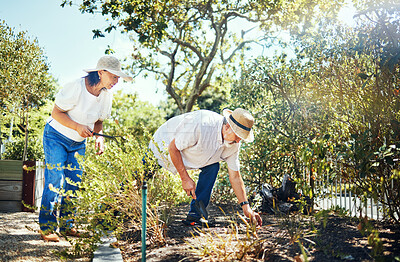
left=39, top=56, right=132, bottom=242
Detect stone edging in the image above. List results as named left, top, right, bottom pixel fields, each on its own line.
left=92, top=234, right=123, bottom=262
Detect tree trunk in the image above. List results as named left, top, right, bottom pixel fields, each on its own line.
left=22, top=113, right=29, bottom=162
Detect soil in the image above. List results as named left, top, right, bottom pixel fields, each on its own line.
left=118, top=202, right=400, bottom=262
left=0, top=211, right=90, bottom=262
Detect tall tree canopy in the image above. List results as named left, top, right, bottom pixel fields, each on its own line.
left=0, top=20, right=55, bottom=160
left=61, top=0, right=343, bottom=113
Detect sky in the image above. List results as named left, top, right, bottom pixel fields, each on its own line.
left=0, top=0, right=166, bottom=105
left=0, top=1, right=356, bottom=106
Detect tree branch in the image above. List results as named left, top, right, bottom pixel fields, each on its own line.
left=170, top=37, right=204, bottom=61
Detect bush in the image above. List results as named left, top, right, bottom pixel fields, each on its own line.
left=53, top=126, right=190, bottom=257
left=2, top=137, right=43, bottom=160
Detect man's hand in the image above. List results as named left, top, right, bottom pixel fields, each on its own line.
left=242, top=204, right=262, bottom=227
left=182, top=176, right=196, bottom=199
left=168, top=139, right=197, bottom=198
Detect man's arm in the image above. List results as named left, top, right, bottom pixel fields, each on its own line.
left=228, top=167, right=262, bottom=226
left=168, top=139, right=197, bottom=198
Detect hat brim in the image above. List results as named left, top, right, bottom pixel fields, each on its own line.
left=83, top=68, right=133, bottom=82
left=223, top=109, right=254, bottom=142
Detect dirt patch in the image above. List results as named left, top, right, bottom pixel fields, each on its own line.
left=0, top=211, right=90, bottom=262
left=1, top=205, right=398, bottom=261
left=118, top=202, right=400, bottom=262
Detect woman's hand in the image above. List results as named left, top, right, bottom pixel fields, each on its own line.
left=75, top=124, right=93, bottom=138
left=95, top=136, right=105, bottom=155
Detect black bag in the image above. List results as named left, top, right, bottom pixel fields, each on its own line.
left=255, top=174, right=303, bottom=214
left=276, top=174, right=297, bottom=201
left=259, top=183, right=277, bottom=214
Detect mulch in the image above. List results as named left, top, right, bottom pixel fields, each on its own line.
left=1, top=203, right=399, bottom=262
left=118, top=202, right=400, bottom=262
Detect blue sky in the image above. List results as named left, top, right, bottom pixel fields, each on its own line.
left=0, top=0, right=165, bottom=104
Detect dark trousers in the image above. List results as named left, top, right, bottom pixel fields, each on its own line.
left=188, top=162, right=220, bottom=219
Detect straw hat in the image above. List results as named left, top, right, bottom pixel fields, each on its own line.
left=223, top=108, right=254, bottom=142
left=84, top=56, right=133, bottom=81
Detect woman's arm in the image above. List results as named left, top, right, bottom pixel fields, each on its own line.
left=51, top=105, right=93, bottom=138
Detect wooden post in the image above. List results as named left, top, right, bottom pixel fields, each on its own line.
left=22, top=160, right=36, bottom=212
left=310, top=166, right=315, bottom=213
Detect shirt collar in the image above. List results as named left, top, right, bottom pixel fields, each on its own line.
left=217, top=118, right=224, bottom=144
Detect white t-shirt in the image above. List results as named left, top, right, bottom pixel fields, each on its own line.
left=149, top=110, right=240, bottom=174
left=48, top=78, right=113, bottom=142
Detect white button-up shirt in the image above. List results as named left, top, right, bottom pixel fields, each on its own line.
left=149, top=110, right=240, bottom=174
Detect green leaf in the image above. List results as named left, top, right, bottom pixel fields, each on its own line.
left=357, top=73, right=369, bottom=80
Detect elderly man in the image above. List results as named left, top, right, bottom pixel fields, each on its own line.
left=149, top=108, right=262, bottom=226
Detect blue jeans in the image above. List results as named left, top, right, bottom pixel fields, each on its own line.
left=188, top=162, right=220, bottom=219
left=39, top=123, right=86, bottom=232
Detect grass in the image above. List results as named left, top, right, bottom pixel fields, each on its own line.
left=187, top=211, right=267, bottom=261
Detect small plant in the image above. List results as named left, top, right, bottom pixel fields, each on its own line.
left=315, top=209, right=330, bottom=229
left=188, top=211, right=266, bottom=261
left=357, top=216, right=384, bottom=258
left=296, top=241, right=309, bottom=262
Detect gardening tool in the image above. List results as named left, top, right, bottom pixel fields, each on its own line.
left=91, top=131, right=126, bottom=144
left=191, top=193, right=208, bottom=224
left=195, top=199, right=209, bottom=224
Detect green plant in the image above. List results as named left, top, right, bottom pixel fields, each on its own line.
left=297, top=241, right=309, bottom=262
left=2, top=137, right=43, bottom=160
left=357, top=216, right=384, bottom=259
left=229, top=5, right=400, bottom=223
left=0, top=20, right=56, bottom=161
left=54, top=125, right=207, bottom=257
left=188, top=211, right=265, bottom=261
left=315, top=210, right=330, bottom=229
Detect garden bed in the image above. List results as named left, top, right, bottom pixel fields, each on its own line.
left=118, top=202, right=400, bottom=261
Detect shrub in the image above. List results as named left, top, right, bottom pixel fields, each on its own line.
left=2, top=137, right=43, bottom=160
left=54, top=126, right=190, bottom=257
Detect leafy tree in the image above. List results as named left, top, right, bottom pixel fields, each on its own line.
left=352, top=0, right=400, bottom=70
left=0, top=21, right=55, bottom=161
left=61, top=0, right=342, bottom=114
left=106, top=90, right=166, bottom=137
left=1, top=102, right=53, bottom=160
left=230, top=53, right=334, bottom=206
left=230, top=1, right=400, bottom=220
left=294, top=1, right=400, bottom=221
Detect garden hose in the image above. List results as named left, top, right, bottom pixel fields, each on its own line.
left=141, top=180, right=147, bottom=262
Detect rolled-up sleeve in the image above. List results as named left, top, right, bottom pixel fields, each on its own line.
left=224, top=151, right=240, bottom=171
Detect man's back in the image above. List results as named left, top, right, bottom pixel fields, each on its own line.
left=149, top=110, right=239, bottom=173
